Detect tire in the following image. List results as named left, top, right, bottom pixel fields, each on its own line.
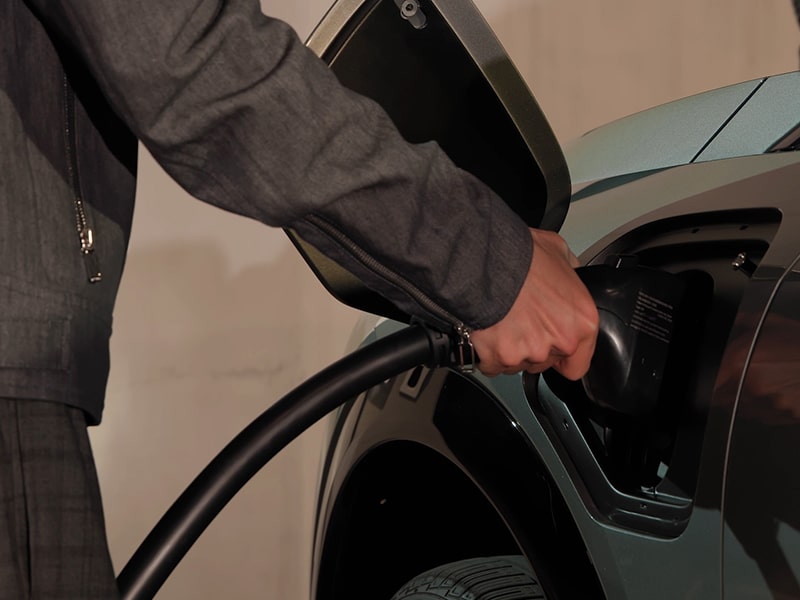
left=390, top=555, right=547, bottom=599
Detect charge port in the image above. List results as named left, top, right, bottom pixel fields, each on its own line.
left=528, top=208, right=781, bottom=536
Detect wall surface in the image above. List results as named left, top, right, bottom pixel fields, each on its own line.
left=90, top=0, right=799, bottom=598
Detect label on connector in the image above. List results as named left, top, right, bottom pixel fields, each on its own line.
left=631, top=290, right=674, bottom=344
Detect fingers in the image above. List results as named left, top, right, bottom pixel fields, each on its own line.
left=470, top=228, right=599, bottom=380
left=551, top=326, right=597, bottom=380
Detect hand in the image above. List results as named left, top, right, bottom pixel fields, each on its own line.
left=470, top=229, right=599, bottom=379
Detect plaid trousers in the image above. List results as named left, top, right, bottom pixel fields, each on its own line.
left=0, top=398, right=118, bottom=599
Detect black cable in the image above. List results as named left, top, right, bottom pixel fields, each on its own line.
left=116, top=324, right=453, bottom=600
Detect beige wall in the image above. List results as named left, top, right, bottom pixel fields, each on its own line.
left=492, top=0, right=797, bottom=142
left=90, top=1, right=799, bottom=598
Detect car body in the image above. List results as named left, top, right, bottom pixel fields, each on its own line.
left=291, top=1, right=800, bottom=598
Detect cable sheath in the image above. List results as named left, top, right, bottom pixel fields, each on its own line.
left=117, top=325, right=450, bottom=600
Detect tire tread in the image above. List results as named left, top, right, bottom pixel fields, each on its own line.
left=391, top=556, right=545, bottom=600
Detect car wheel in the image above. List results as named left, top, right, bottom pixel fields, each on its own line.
left=390, top=555, right=546, bottom=599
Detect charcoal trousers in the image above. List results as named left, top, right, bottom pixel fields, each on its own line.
left=0, top=398, right=119, bottom=599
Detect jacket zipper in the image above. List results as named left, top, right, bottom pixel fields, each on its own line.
left=304, top=214, right=475, bottom=372
left=63, top=74, right=102, bottom=284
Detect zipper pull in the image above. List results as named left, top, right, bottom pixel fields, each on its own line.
left=79, top=227, right=103, bottom=284
left=454, top=323, right=475, bottom=374
left=79, top=226, right=95, bottom=254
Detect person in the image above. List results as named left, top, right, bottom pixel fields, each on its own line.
left=0, top=1, right=598, bottom=597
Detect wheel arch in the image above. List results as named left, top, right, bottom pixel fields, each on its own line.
left=313, top=371, right=605, bottom=600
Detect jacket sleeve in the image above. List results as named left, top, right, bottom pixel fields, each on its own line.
left=28, top=0, right=533, bottom=330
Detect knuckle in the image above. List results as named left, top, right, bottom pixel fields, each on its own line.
left=559, top=336, right=580, bottom=357
left=557, top=364, right=581, bottom=381
left=495, top=347, right=520, bottom=369
left=476, top=359, right=501, bottom=377
left=527, top=345, right=550, bottom=365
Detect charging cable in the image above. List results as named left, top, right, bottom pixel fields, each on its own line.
left=117, top=324, right=454, bottom=600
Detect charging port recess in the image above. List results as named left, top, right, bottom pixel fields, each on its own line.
left=527, top=207, right=781, bottom=537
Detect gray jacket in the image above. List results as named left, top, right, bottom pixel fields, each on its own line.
left=2, top=0, right=532, bottom=423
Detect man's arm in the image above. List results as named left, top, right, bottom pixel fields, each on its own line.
left=28, top=0, right=597, bottom=376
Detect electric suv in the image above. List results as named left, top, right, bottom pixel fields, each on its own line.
left=291, top=1, right=800, bottom=598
